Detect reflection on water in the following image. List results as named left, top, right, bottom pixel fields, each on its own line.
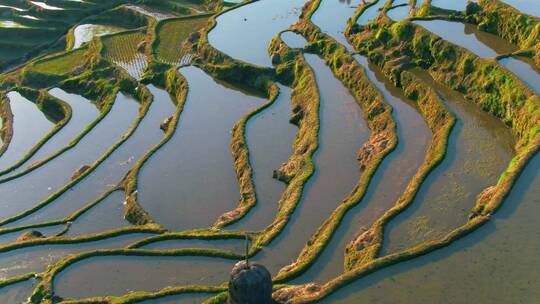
left=292, top=55, right=430, bottom=283
left=499, top=56, right=540, bottom=95
left=229, top=84, right=296, bottom=231
left=357, top=0, right=386, bottom=25
left=382, top=70, right=514, bottom=254
left=30, top=1, right=63, bottom=10
left=1, top=92, right=54, bottom=172
left=280, top=31, right=308, bottom=49
left=208, top=0, right=305, bottom=67
left=65, top=190, right=129, bottom=236
left=311, top=0, right=362, bottom=50
left=125, top=5, right=175, bottom=20
left=0, top=93, right=138, bottom=224
left=139, top=67, right=264, bottom=231
left=431, top=0, right=469, bottom=11
left=252, top=54, right=367, bottom=275
left=324, top=154, right=540, bottom=304
left=0, top=234, right=150, bottom=279
left=12, top=89, right=99, bottom=172
left=414, top=20, right=517, bottom=58
left=387, top=4, right=410, bottom=21
left=11, top=86, right=174, bottom=225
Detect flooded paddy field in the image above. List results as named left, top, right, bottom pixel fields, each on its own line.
left=0, top=0, right=538, bottom=303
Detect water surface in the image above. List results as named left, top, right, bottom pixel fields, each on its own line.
left=0, top=234, right=150, bottom=279
left=208, top=0, right=305, bottom=67
left=138, top=67, right=264, bottom=230
left=0, top=93, right=138, bottom=223
left=8, top=89, right=100, bottom=175
left=501, top=0, right=540, bottom=18
left=55, top=256, right=235, bottom=298
left=311, top=0, right=361, bottom=50
left=324, top=153, right=540, bottom=304
left=382, top=70, right=514, bottom=254
left=413, top=20, right=517, bottom=58
left=499, top=56, right=540, bottom=95
left=73, top=24, right=123, bottom=49
left=0, top=92, right=54, bottom=172
left=280, top=31, right=308, bottom=49
left=252, top=54, right=368, bottom=275
left=11, top=86, right=174, bottom=225
left=229, top=84, right=296, bottom=231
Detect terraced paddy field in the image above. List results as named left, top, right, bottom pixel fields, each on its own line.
left=0, top=0, right=538, bottom=303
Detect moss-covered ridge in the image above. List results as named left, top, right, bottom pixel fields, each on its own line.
left=269, top=15, right=399, bottom=281
left=344, top=69, right=455, bottom=270
left=348, top=16, right=538, bottom=149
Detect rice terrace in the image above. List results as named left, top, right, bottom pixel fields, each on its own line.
left=0, top=0, right=538, bottom=302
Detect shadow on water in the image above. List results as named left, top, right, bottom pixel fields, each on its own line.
left=324, top=153, right=540, bottom=304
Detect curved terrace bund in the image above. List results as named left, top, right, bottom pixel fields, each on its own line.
left=0, top=0, right=537, bottom=303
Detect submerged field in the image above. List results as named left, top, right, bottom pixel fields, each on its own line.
left=0, top=0, right=538, bottom=303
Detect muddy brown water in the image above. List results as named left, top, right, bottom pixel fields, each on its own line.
left=0, top=93, right=139, bottom=223
left=227, top=84, right=296, bottom=231
left=0, top=92, right=54, bottom=171
left=208, top=0, right=305, bottom=67
left=138, top=67, right=265, bottom=231
left=250, top=54, right=368, bottom=274
left=10, top=85, right=175, bottom=227
left=323, top=153, right=540, bottom=304
left=291, top=55, right=431, bottom=284
left=382, top=70, right=515, bottom=254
